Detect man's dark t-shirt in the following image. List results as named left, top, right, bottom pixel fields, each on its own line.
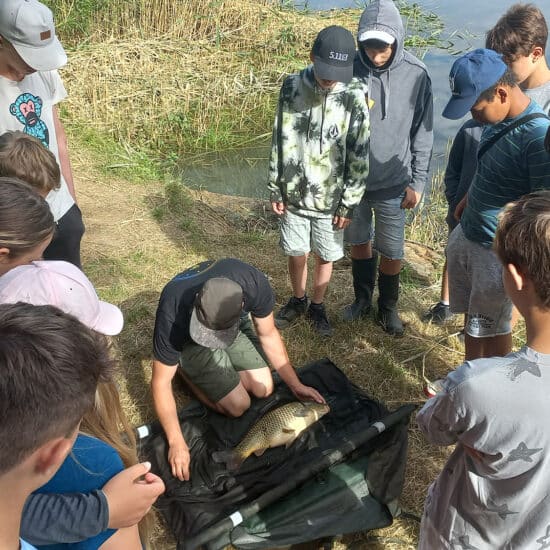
left=153, top=259, right=275, bottom=366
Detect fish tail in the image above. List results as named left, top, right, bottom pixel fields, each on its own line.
left=211, top=449, right=244, bottom=471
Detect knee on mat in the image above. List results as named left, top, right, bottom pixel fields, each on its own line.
left=249, top=378, right=274, bottom=399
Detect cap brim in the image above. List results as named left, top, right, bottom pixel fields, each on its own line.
left=189, top=308, right=239, bottom=349
left=94, top=301, right=125, bottom=336
left=12, top=37, right=67, bottom=71
left=358, top=30, right=395, bottom=44
left=442, top=95, right=477, bottom=120
left=313, top=58, right=353, bottom=84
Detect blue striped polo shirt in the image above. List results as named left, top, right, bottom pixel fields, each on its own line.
left=461, top=100, right=550, bottom=246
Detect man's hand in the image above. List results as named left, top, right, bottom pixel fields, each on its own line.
left=401, top=186, right=421, bottom=209
left=271, top=201, right=286, bottom=216
left=454, top=194, right=468, bottom=221
left=168, top=438, right=191, bottom=481
left=332, top=215, right=352, bottom=230
left=104, top=462, right=165, bottom=529
left=289, top=382, right=326, bottom=404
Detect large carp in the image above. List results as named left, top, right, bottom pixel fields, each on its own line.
left=212, top=401, right=330, bottom=471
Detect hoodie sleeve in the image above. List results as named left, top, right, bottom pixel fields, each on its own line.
left=337, top=87, right=370, bottom=218
left=21, top=491, right=109, bottom=545
left=443, top=123, right=467, bottom=206
left=408, top=71, right=433, bottom=195
left=267, top=83, right=285, bottom=204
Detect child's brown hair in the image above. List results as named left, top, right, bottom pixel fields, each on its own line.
left=0, top=131, right=60, bottom=195
left=486, top=3, right=548, bottom=62
left=494, top=190, right=550, bottom=308
left=0, top=177, right=54, bottom=258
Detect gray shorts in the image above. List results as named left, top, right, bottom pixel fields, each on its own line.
left=447, top=224, right=512, bottom=338
left=179, top=317, right=267, bottom=403
left=344, top=192, right=406, bottom=260
left=279, top=209, right=344, bottom=262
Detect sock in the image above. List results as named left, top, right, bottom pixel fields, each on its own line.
left=440, top=300, right=450, bottom=306
left=294, top=295, right=307, bottom=303
left=310, top=301, right=324, bottom=308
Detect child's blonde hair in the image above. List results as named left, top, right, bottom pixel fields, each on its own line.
left=0, top=131, right=60, bottom=195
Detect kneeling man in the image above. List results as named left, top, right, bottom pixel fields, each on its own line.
left=151, top=258, right=324, bottom=481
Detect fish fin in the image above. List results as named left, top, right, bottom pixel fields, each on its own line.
left=211, top=450, right=244, bottom=472
left=253, top=448, right=267, bottom=457
left=282, top=427, right=296, bottom=434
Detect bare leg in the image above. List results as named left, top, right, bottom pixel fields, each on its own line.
left=288, top=254, right=308, bottom=298
left=379, top=256, right=401, bottom=276
left=177, top=368, right=251, bottom=417
left=312, top=255, right=333, bottom=304
left=465, top=333, right=512, bottom=361
left=238, top=366, right=274, bottom=398
left=99, top=526, right=141, bottom=550
left=441, top=259, right=450, bottom=302
left=350, top=242, right=373, bottom=260
left=510, top=305, right=521, bottom=330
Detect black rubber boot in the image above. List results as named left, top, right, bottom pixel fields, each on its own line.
left=376, top=271, right=404, bottom=336
left=342, top=255, right=378, bottom=321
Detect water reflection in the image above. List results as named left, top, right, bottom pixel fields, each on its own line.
left=182, top=145, right=270, bottom=199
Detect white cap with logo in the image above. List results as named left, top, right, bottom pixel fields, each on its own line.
left=0, top=0, right=67, bottom=71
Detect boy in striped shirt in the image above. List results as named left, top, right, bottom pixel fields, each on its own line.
left=442, top=48, right=550, bottom=361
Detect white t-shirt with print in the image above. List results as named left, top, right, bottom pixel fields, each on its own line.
left=0, top=70, right=74, bottom=221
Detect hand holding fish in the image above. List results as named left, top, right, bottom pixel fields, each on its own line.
left=288, top=381, right=326, bottom=404
left=168, top=438, right=191, bottom=481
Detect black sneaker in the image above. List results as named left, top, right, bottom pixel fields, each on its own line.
left=306, top=303, right=333, bottom=337
left=422, top=302, right=453, bottom=325
left=275, top=296, right=308, bottom=329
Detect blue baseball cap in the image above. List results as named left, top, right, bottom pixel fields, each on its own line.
left=442, top=48, right=507, bottom=120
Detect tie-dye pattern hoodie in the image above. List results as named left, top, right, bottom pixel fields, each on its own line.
left=268, top=66, right=370, bottom=219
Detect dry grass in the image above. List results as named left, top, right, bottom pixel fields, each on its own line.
left=56, top=0, right=442, bottom=157
left=59, top=3, right=362, bottom=155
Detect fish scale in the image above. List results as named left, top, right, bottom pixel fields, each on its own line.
left=213, top=401, right=330, bottom=471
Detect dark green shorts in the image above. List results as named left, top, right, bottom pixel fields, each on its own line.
left=179, top=316, right=268, bottom=403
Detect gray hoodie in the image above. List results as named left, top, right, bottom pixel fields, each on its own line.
left=355, top=0, right=433, bottom=200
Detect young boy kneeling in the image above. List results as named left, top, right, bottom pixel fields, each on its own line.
left=417, top=190, right=550, bottom=548
left=268, top=25, right=370, bottom=337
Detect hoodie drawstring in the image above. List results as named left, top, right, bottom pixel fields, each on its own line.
left=320, top=93, right=327, bottom=154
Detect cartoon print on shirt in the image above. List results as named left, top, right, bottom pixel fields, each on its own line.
left=9, top=93, right=49, bottom=146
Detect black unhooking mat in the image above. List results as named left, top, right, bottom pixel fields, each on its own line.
left=140, top=359, right=412, bottom=549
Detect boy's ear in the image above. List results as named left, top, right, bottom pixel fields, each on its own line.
left=0, top=247, right=11, bottom=262
left=506, top=263, right=525, bottom=292
left=496, top=86, right=509, bottom=104
left=531, top=46, right=544, bottom=63
left=33, top=437, right=73, bottom=478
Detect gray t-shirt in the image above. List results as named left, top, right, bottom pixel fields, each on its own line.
left=417, top=346, right=550, bottom=549
left=525, top=80, right=550, bottom=113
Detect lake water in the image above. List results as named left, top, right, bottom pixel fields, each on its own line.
left=183, top=0, right=550, bottom=198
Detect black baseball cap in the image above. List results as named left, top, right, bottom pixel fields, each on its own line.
left=312, top=25, right=356, bottom=83
left=189, top=278, right=243, bottom=349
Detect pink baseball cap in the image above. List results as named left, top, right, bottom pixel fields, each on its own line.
left=0, top=261, right=124, bottom=335
left=0, top=0, right=67, bottom=71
